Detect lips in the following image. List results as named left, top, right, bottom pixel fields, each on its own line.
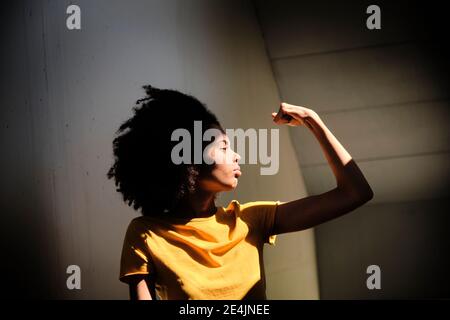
left=233, top=167, right=242, bottom=178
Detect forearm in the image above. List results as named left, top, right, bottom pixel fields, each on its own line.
left=306, top=116, right=373, bottom=200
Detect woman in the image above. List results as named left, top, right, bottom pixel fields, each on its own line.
left=107, top=85, right=373, bottom=300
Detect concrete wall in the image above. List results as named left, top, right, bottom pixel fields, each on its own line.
left=253, top=0, right=450, bottom=298
left=0, top=0, right=318, bottom=299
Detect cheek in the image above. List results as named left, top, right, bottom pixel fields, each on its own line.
left=211, top=163, right=233, bottom=180
left=200, top=148, right=236, bottom=189
left=207, top=148, right=234, bottom=165
left=199, top=164, right=237, bottom=192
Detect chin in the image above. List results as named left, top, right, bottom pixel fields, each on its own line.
left=222, top=179, right=238, bottom=191
left=222, top=185, right=235, bottom=191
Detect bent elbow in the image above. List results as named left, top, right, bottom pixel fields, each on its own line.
left=356, top=186, right=374, bottom=204
left=364, top=190, right=374, bottom=203
left=343, top=184, right=374, bottom=205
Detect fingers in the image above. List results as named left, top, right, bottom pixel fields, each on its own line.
left=272, top=107, right=284, bottom=123
left=273, top=109, right=289, bottom=124
left=272, top=102, right=303, bottom=126
left=272, top=111, right=293, bottom=125
left=272, top=102, right=317, bottom=129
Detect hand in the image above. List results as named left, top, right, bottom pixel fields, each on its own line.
left=272, top=102, right=320, bottom=130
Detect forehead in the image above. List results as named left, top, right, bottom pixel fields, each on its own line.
left=217, top=133, right=230, bottom=144
left=209, top=132, right=230, bottom=145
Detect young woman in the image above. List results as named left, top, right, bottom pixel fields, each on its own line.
left=107, top=85, right=373, bottom=300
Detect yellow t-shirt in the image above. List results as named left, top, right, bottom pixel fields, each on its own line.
left=119, top=199, right=281, bottom=300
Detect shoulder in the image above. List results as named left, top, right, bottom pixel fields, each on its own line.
left=127, top=216, right=146, bottom=228
left=124, top=216, right=154, bottom=237
left=225, top=200, right=281, bottom=224
left=227, top=199, right=282, bottom=212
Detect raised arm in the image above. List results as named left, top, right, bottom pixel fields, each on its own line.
left=271, top=102, right=374, bottom=234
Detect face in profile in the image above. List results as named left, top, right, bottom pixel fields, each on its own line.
left=197, top=132, right=241, bottom=192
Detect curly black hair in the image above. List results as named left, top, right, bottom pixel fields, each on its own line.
left=107, top=85, right=224, bottom=216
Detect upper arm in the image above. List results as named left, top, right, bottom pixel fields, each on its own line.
left=273, top=187, right=373, bottom=234
left=120, top=219, right=156, bottom=283
left=128, top=274, right=156, bottom=300
left=238, top=200, right=280, bottom=245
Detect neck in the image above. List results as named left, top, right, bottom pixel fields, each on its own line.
left=175, top=189, right=217, bottom=219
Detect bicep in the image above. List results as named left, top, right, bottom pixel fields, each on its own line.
left=273, top=187, right=370, bottom=234
left=128, top=274, right=156, bottom=300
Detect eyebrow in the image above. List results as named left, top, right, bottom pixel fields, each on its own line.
left=218, top=138, right=228, bottom=145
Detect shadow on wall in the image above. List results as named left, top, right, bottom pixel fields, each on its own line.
left=1, top=205, right=61, bottom=299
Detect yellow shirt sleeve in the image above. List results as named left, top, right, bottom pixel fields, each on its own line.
left=238, top=200, right=283, bottom=245
left=119, top=218, right=154, bottom=283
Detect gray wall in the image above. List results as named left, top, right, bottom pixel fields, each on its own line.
left=254, top=0, right=450, bottom=298
left=0, top=0, right=318, bottom=299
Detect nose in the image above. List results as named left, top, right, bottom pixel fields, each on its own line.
left=234, top=151, right=241, bottom=162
